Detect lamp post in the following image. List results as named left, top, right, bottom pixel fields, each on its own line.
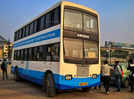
left=109, top=49, right=112, bottom=64
left=106, top=48, right=112, bottom=64
left=106, top=50, right=109, bottom=63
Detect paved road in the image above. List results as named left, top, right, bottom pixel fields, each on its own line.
left=0, top=69, right=134, bottom=99
left=0, top=77, right=134, bottom=99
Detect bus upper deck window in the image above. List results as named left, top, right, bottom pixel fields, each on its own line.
left=83, top=14, right=98, bottom=33
left=64, top=9, right=82, bottom=30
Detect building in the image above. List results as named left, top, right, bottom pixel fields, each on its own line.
left=7, top=42, right=13, bottom=60
left=101, top=41, right=134, bottom=64
left=0, top=35, right=7, bottom=59
left=0, top=35, right=13, bottom=60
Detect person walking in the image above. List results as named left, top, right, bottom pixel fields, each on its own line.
left=101, top=60, right=113, bottom=94
left=1, top=59, right=8, bottom=80
left=114, top=61, right=122, bottom=92
left=127, top=59, right=134, bottom=92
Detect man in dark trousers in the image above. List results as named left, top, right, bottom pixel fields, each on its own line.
left=114, top=61, right=122, bottom=92
left=127, top=59, right=134, bottom=92
left=1, top=59, right=8, bottom=80
left=101, top=60, right=113, bottom=94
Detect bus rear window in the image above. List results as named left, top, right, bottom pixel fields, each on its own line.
left=64, top=8, right=98, bottom=34
left=64, top=38, right=83, bottom=58
left=84, top=40, right=98, bottom=59
left=64, top=9, right=82, bottom=30
left=83, top=14, right=98, bottom=33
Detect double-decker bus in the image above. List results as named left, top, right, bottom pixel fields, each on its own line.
left=11, top=1, right=100, bottom=97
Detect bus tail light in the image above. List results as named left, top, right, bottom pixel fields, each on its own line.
left=92, top=74, right=97, bottom=79
left=65, top=74, right=72, bottom=80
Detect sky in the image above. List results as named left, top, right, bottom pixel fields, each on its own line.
left=0, top=0, right=134, bottom=45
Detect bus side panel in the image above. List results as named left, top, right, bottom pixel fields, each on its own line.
left=12, top=25, right=61, bottom=86
left=11, top=61, right=60, bottom=86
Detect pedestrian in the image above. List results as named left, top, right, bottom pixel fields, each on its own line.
left=114, top=61, right=122, bottom=92
left=127, top=59, right=134, bottom=92
left=101, top=60, right=113, bottom=94
left=1, top=58, right=8, bottom=80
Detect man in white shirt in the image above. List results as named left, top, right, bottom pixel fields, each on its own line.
left=102, top=60, right=113, bottom=94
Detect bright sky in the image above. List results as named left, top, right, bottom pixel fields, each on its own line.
left=0, top=0, right=134, bottom=45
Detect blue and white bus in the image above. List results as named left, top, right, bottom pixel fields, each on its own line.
left=11, top=1, right=101, bottom=97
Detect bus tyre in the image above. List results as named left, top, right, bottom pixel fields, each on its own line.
left=44, top=73, right=56, bottom=97
left=14, top=68, right=21, bottom=81
left=81, top=87, right=90, bottom=92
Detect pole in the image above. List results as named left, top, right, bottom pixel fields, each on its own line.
left=106, top=49, right=109, bottom=63
left=110, top=49, right=111, bottom=64
left=109, top=42, right=112, bottom=64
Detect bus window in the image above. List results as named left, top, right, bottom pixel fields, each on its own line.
left=40, top=16, right=45, bottom=30
left=20, top=29, right=23, bottom=39
left=16, top=50, right=18, bottom=60
left=14, top=32, right=17, bottom=41
left=84, top=40, right=98, bottom=59
left=16, top=31, right=18, bottom=40
left=34, top=46, right=40, bottom=61
left=26, top=25, right=30, bottom=36
left=24, top=48, right=29, bottom=61
left=22, top=49, right=25, bottom=60
left=18, top=30, right=21, bottom=40
left=51, top=10, right=55, bottom=26
left=29, top=48, right=32, bottom=61
left=64, top=38, right=83, bottom=58
left=33, top=21, right=37, bottom=33
left=46, top=46, right=52, bottom=61
left=32, top=47, right=36, bottom=61
left=43, top=15, right=46, bottom=29
left=40, top=46, right=46, bottom=60
left=18, top=50, right=21, bottom=60
left=14, top=50, right=17, bottom=60
left=37, top=18, right=41, bottom=32
left=30, top=23, right=34, bottom=35
left=23, top=27, right=26, bottom=37
left=51, top=43, right=60, bottom=61
left=46, top=13, right=51, bottom=28
left=83, top=14, right=98, bottom=33
left=64, top=9, right=82, bottom=30
left=54, top=7, right=60, bottom=25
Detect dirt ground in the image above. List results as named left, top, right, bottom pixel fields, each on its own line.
left=0, top=66, right=133, bottom=99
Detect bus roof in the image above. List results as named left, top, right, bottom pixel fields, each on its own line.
left=15, top=1, right=98, bottom=32
left=62, top=1, right=98, bottom=15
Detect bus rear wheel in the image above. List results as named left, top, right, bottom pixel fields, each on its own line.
left=43, top=73, right=56, bottom=97
left=14, top=67, right=21, bottom=81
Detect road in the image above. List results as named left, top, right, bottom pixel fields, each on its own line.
left=0, top=69, right=134, bottom=99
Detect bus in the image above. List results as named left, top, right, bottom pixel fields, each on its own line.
left=11, top=1, right=100, bottom=97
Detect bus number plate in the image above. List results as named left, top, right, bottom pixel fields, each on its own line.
left=79, top=82, right=88, bottom=86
